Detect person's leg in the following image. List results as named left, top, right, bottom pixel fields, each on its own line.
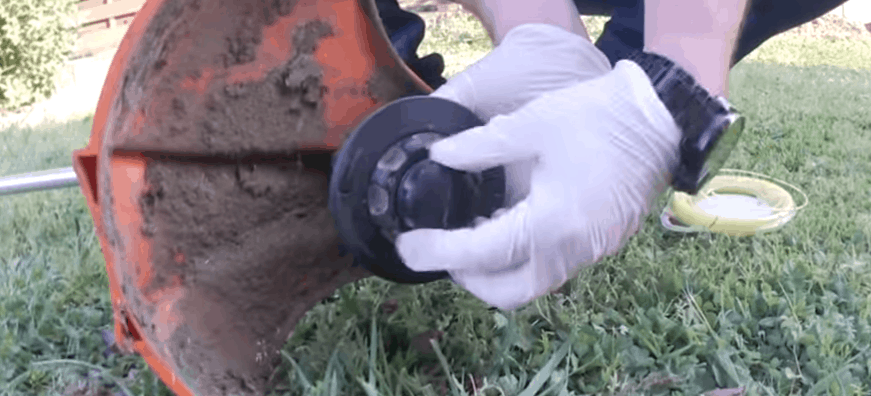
left=379, top=0, right=592, bottom=89
left=586, top=0, right=642, bottom=64
left=734, top=0, right=849, bottom=63
left=589, top=0, right=850, bottom=66
left=383, top=0, right=850, bottom=89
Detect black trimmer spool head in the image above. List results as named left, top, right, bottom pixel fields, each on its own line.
left=328, top=96, right=506, bottom=284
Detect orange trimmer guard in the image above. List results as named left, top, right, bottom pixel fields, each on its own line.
left=72, top=0, right=431, bottom=394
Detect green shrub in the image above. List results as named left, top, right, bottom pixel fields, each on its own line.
left=0, top=0, right=77, bottom=112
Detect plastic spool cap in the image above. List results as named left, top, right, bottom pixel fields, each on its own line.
left=661, top=169, right=808, bottom=236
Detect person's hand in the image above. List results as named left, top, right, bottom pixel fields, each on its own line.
left=430, top=23, right=611, bottom=207
left=448, top=0, right=589, bottom=45
left=430, top=23, right=610, bottom=122
left=396, top=59, right=683, bottom=311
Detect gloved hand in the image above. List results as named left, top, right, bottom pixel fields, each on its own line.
left=430, top=23, right=611, bottom=207
left=449, top=0, right=590, bottom=45
left=397, top=55, right=683, bottom=311
left=430, top=23, right=610, bottom=122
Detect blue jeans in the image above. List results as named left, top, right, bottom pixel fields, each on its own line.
left=582, top=0, right=850, bottom=65
left=377, top=0, right=850, bottom=88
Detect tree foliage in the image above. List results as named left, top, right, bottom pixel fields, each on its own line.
left=0, top=0, right=77, bottom=111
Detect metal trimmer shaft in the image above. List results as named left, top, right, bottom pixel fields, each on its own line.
left=0, top=167, right=79, bottom=196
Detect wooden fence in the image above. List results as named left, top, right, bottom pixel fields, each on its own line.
left=75, top=0, right=146, bottom=58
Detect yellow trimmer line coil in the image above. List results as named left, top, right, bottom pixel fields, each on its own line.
left=661, top=169, right=809, bottom=236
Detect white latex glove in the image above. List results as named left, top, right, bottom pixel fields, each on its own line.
left=450, top=0, right=590, bottom=45
left=397, top=59, right=683, bottom=311
left=430, top=23, right=611, bottom=207
left=432, top=23, right=609, bottom=121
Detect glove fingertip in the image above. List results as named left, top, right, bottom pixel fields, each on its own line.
left=449, top=271, right=520, bottom=311
left=429, top=124, right=532, bottom=172
left=395, top=230, right=424, bottom=265
left=430, top=73, right=474, bottom=110
left=430, top=83, right=460, bottom=103
left=396, top=229, right=452, bottom=272
left=428, top=136, right=460, bottom=158
left=427, top=133, right=482, bottom=171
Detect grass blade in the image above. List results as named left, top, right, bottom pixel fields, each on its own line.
left=280, top=350, right=313, bottom=392
left=329, top=370, right=339, bottom=396
left=517, top=341, right=571, bottom=396
left=369, top=313, right=378, bottom=386
left=430, top=337, right=466, bottom=396
left=356, top=377, right=383, bottom=396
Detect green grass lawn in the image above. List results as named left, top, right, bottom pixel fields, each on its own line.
left=3, top=10, right=871, bottom=396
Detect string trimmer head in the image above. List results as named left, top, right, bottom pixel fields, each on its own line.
left=329, top=96, right=506, bottom=283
